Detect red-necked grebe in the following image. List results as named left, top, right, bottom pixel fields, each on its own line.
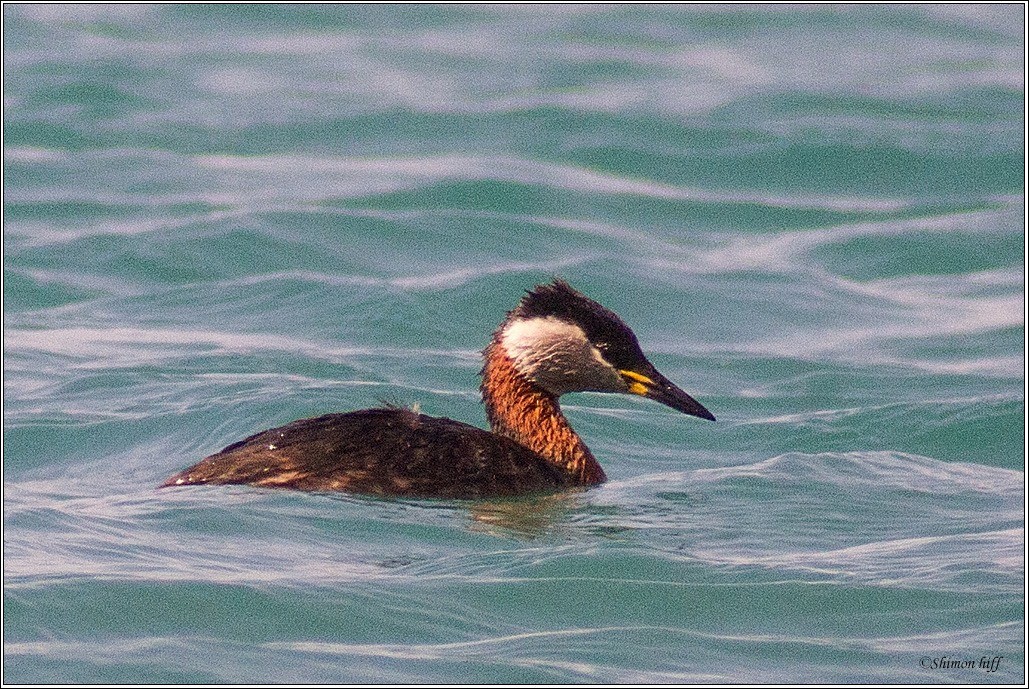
left=161, top=279, right=715, bottom=498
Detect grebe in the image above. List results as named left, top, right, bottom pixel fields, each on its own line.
left=161, top=279, right=714, bottom=499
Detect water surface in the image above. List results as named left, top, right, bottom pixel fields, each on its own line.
left=3, top=4, right=1024, bottom=684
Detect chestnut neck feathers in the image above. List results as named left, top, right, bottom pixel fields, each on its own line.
left=480, top=339, right=606, bottom=485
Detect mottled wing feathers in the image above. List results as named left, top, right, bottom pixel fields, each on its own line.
left=163, top=408, right=570, bottom=499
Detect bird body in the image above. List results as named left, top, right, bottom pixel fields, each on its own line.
left=162, top=279, right=714, bottom=499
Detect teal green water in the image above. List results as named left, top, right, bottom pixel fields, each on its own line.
left=3, top=4, right=1024, bottom=684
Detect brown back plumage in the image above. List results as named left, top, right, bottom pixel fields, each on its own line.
left=162, top=408, right=571, bottom=499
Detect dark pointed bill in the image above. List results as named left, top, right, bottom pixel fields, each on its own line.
left=620, top=368, right=716, bottom=421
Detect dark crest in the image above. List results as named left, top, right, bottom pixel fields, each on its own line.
left=510, top=279, right=646, bottom=370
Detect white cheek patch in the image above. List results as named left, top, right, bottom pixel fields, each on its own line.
left=501, top=317, right=589, bottom=374
left=500, top=316, right=624, bottom=394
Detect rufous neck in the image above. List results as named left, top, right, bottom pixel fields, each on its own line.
left=480, top=341, right=606, bottom=485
